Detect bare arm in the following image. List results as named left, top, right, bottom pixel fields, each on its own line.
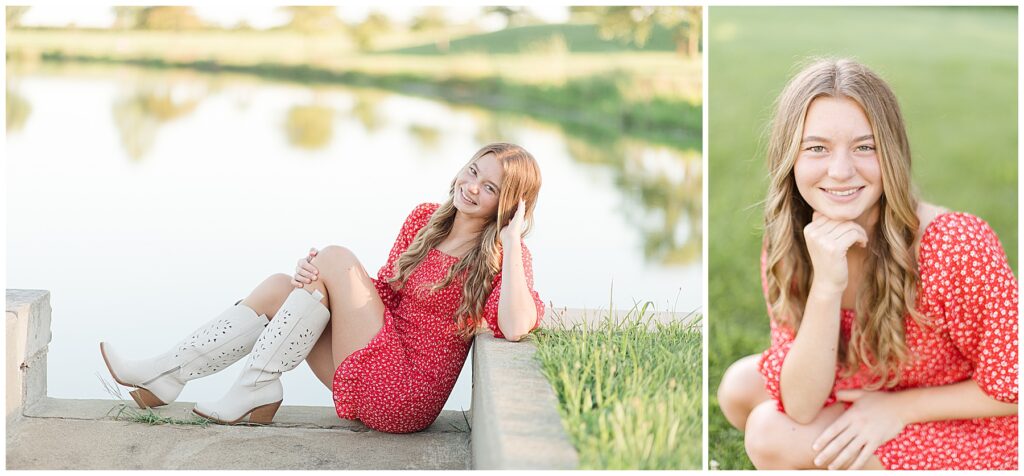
left=780, top=284, right=843, bottom=423
left=779, top=213, right=868, bottom=424
left=495, top=199, right=540, bottom=342
left=897, top=379, right=1017, bottom=424
left=813, top=380, right=1017, bottom=470
left=496, top=238, right=537, bottom=341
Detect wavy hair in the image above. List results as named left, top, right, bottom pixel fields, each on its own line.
left=763, top=58, right=926, bottom=389
left=388, top=143, right=541, bottom=339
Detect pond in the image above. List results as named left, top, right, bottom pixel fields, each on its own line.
left=6, top=62, right=702, bottom=411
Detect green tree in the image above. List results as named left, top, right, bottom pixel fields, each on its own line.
left=572, top=6, right=702, bottom=57
left=6, top=6, right=29, bottom=29
left=112, top=6, right=143, bottom=30
left=280, top=6, right=344, bottom=33
left=350, top=12, right=392, bottom=51
left=410, top=7, right=447, bottom=32
left=138, top=7, right=203, bottom=30
left=482, top=6, right=538, bottom=29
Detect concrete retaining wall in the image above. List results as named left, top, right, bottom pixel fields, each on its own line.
left=470, top=334, right=578, bottom=469
left=5, top=289, right=595, bottom=469
left=5, top=289, right=51, bottom=426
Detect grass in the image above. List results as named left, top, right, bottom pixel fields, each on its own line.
left=708, top=6, right=1017, bottom=469
left=532, top=302, right=702, bottom=469
left=384, top=23, right=681, bottom=55
left=98, top=374, right=212, bottom=427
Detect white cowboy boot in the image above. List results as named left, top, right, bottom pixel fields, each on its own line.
left=193, top=288, right=330, bottom=424
left=100, top=300, right=269, bottom=408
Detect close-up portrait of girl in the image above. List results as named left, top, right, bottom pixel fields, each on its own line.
left=715, top=58, right=1018, bottom=470
left=100, top=142, right=544, bottom=433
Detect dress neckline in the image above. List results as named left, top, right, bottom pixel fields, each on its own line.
left=430, top=247, right=462, bottom=260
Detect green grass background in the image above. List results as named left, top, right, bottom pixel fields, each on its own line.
left=708, top=6, right=1017, bottom=469
left=534, top=311, right=703, bottom=469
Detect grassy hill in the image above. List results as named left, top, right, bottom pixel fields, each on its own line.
left=383, top=23, right=679, bottom=55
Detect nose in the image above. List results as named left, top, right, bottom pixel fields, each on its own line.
left=466, top=181, right=480, bottom=194
left=827, top=150, right=856, bottom=181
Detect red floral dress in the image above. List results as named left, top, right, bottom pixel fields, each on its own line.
left=758, top=212, right=1019, bottom=470
left=331, top=202, right=544, bottom=433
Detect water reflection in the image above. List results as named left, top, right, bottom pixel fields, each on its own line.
left=285, top=103, right=335, bottom=149
left=7, top=62, right=701, bottom=410
left=6, top=87, right=31, bottom=132
left=352, top=92, right=385, bottom=133
left=11, top=62, right=701, bottom=267
left=112, top=85, right=203, bottom=160
left=409, top=123, right=442, bottom=150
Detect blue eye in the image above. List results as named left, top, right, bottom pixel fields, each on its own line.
left=855, top=145, right=876, bottom=152
left=806, top=145, right=826, bottom=153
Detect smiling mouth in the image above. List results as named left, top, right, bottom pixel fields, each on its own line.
left=821, top=186, right=864, bottom=197
left=460, top=187, right=477, bottom=205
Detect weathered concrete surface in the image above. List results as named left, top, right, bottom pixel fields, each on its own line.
left=7, top=398, right=470, bottom=470
left=6, top=290, right=52, bottom=426
left=470, top=335, right=578, bottom=469
left=5, top=289, right=469, bottom=470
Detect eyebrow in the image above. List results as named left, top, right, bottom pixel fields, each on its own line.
left=471, top=161, right=501, bottom=192
left=801, top=134, right=874, bottom=143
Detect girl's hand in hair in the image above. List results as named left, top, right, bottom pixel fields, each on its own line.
left=811, top=389, right=906, bottom=470
left=803, top=211, right=868, bottom=295
left=499, top=199, right=526, bottom=246
left=292, top=247, right=319, bottom=288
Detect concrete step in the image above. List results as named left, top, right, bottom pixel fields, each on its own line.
left=6, top=398, right=470, bottom=470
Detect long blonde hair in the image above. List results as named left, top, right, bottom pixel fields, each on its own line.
left=389, top=143, right=542, bottom=339
left=763, top=58, right=925, bottom=389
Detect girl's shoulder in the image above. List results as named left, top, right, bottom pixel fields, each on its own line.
left=403, top=202, right=441, bottom=228
left=918, top=205, right=1006, bottom=266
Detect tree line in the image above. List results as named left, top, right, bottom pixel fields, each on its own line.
left=7, top=6, right=701, bottom=56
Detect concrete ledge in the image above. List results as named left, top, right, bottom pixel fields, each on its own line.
left=4, top=289, right=470, bottom=470
left=6, top=289, right=52, bottom=425
left=8, top=397, right=470, bottom=469
left=470, top=335, right=578, bottom=469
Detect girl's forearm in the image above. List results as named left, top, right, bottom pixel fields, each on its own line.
left=496, top=239, right=536, bottom=341
left=780, top=284, right=843, bottom=423
left=895, top=379, right=1018, bottom=425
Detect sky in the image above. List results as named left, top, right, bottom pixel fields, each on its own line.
left=17, top=4, right=572, bottom=30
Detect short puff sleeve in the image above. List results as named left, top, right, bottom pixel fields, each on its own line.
left=374, top=202, right=439, bottom=310
left=925, top=213, right=1019, bottom=403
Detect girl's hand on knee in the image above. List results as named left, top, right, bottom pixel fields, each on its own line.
left=811, top=389, right=906, bottom=470
left=292, top=247, right=320, bottom=288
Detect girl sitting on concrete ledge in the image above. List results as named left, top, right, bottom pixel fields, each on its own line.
left=101, top=142, right=544, bottom=433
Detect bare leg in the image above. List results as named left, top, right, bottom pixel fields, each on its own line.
left=238, top=273, right=302, bottom=318
left=744, top=400, right=885, bottom=470
left=718, top=354, right=772, bottom=431
left=290, top=246, right=386, bottom=390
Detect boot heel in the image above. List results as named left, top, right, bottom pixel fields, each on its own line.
left=129, top=388, right=167, bottom=409
left=248, top=400, right=282, bottom=424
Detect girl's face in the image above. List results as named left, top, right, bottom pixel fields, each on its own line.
left=453, top=152, right=504, bottom=219
left=794, top=96, right=883, bottom=226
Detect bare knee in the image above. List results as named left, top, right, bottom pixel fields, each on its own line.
left=718, top=354, right=768, bottom=431
left=313, top=245, right=359, bottom=269
left=241, top=273, right=295, bottom=318
left=744, top=401, right=797, bottom=469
